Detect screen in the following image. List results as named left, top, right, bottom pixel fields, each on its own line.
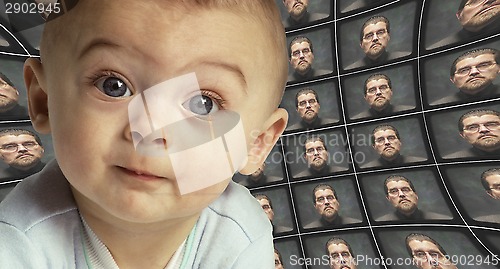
left=0, top=1, right=499, bottom=268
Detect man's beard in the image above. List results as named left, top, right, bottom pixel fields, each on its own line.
left=0, top=97, right=17, bottom=112
left=460, top=78, right=489, bottom=94
left=475, top=136, right=500, bottom=151
left=397, top=200, right=416, bottom=215
left=11, top=156, right=39, bottom=170
left=381, top=147, right=399, bottom=160
left=296, top=62, right=311, bottom=75
left=302, top=111, right=318, bottom=123
left=290, top=3, right=307, bottom=19
left=309, top=158, right=327, bottom=171
left=372, top=98, right=389, bottom=111
left=366, top=45, right=384, bottom=60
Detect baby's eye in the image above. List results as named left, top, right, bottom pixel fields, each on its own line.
left=95, top=76, right=132, bottom=97
left=183, top=94, right=220, bottom=116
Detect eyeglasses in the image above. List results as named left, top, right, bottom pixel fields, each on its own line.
left=298, top=98, right=317, bottom=108
left=366, top=84, right=390, bottom=95
left=0, top=141, right=39, bottom=153
left=465, top=0, right=489, bottom=8
left=462, top=121, right=500, bottom=133
left=261, top=204, right=271, bottom=210
left=305, top=146, right=326, bottom=155
left=330, top=251, right=352, bottom=261
left=316, top=195, right=336, bottom=204
left=291, top=48, right=311, bottom=58
left=363, top=29, right=387, bottom=41
left=454, top=61, right=497, bottom=77
left=374, top=135, right=398, bottom=145
left=388, top=187, right=413, bottom=196
left=489, top=185, right=500, bottom=191
left=413, top=251, right=444, bottom=261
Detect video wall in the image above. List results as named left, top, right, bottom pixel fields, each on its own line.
left=0, top=0, right=499, bottom=268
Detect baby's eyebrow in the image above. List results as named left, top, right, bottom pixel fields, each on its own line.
left=77, top=38, right=121, bottom=60
left=197, top=60, right=248, bottom=95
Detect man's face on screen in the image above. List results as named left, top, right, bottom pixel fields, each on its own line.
left=250, top=162, right=265, bottom=180
left=274, top=251, right=284, bottom=269
left=305, top=140, right=328, bottom=171
left=451, top=53, right=500, bottom=95
left=283, top=0, right=309, bottom=20
left=258, top=197, right=275, bottom=222
left=290, top=41, right=314, bottom=76
left=0, top=134, right=43, bottom=170
left=296, top=92, right=320, bottom=123
left=314, top=188, right=339, bottom=222
left=485, top=173, right=500, bottom=199
left=385, top=180, right=418, bottom=216
left=360, top=21, right=390, bottom=60
left=457, top=0, right=500, bottom=32
left=328, top=243, right=357, bottom=269
left=409, top=240, right=457, bottom=269
left=460, top=114, right=500, bottom=152
left=364, top=78, right=392, bottom=111
left=372, top=129, right=401, bottom=161
left=36, top=0, right=286, bottom=224
left=0, top=77, right=19, bottom=112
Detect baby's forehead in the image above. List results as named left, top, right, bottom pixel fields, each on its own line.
left=42, top=0, right=287, bottom=106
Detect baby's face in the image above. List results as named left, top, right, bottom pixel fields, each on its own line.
left=35, top=1, right=285, bottom=223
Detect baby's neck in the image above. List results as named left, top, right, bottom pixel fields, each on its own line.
left=83, top=211, right=199, bottom=269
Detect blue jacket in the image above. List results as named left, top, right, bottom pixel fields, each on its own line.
left=0, top=160, right=274, bottom=268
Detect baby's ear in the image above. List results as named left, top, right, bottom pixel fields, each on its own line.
left=24, top=58, right=50, bottom=134
left=239, top=108, right=288, bottom=175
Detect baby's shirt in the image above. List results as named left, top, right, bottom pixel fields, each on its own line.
left=0, top=160, right=274, bottom=268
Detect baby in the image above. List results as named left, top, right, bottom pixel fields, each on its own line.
left=0, top=0, right=288, bottom=268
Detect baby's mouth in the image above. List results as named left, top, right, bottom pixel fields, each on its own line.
left=120, top=166, right=164, bottom=180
